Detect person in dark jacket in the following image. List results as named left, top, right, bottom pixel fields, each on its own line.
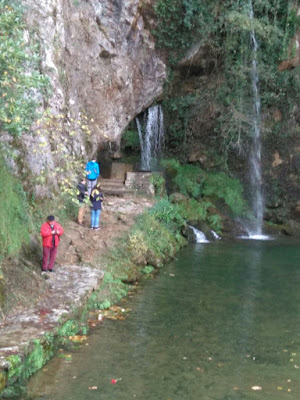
left=76, top=178, right=87, bottom=225
left=40, top=215, right=64, bottom=272
left=90, top=182, right=104, bottom=230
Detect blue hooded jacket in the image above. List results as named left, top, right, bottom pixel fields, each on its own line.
left=86, top=161, right=100, bottom=180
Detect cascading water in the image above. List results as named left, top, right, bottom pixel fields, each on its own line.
left=189, top=226, right=210, bottom=243
left=136, top=104, right=164, bottom=171
left=248, top=1, right=264, bottom=238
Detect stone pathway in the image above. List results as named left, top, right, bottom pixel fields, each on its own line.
left=0, top=194, right=154, bottom=375
left=0, top=266, right=103, bottom=361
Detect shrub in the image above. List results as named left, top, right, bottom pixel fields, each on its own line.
left=121, top=129, right=140, bottom=152
left=201, top=172, right=247, bottom=216
left=148, top=197, right=185, bottom=228
left=161, top=159, right=247, bottom=216
left=0, top=155, right=30, bottom=259
left=177, top=198, right=211, bottom=222
left=150, top=172, right=166, bottom=197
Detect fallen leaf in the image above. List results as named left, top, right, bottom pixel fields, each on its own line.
left=69, top=335, right=87, bottom=343
left=251, top=386, right=262, bottom=391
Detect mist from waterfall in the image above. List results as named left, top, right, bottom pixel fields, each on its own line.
left=136, top=104, right=164, bottom=171
left=248, top=1, right=264, bottom=237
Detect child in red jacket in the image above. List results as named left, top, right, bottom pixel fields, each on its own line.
left=40, top=215, right=64, bottom=272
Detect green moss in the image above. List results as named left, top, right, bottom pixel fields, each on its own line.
left=57, top=320, right=80, bottom=338
left=141, top=266, right=155, bottom=275
left=23, top=340, right=45, bottom=379
left=99, top=300, right=111, bottom=310
left=0, top=155, right=31, bottom=260
left=5, top=356, right=22, bottom=382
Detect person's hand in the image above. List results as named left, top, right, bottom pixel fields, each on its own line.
left=51, top=230, right=56, bottom=234
left=87, top=170, right=91, bottom=175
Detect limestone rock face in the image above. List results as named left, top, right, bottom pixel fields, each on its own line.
left=25, top=0, right=165, bottom=143
left=19, top=0, right=165, bottom=188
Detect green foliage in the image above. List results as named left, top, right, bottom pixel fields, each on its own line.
left=0, top=0, right=49, bottom=136
left=201, top=172, right=247, bottom=216
left=141, top=265, right=155, bottom=275
left=134, top=212, right=186, bottom=261
left=176, top=198, right=211, bottom=222
left=99, top=300, right=111, bottom=310
left=0, top=154, right=30, bottom=259
left=161, top=159, right=247, bottom=216
left=215, top=1, right=300, bottom=153
left=121, top=129, right=140, bottom=152
left=207, top=214, right=222, bottom=234
left=153, top=0, right=214, bottom=60
left=24, top=340, right=45, bottom=378
left=6, top=355, right=22, bottom=381
left=57, top=320, right=79, bottom=337
left=150, top=172, right=166, bottom=197
left=163, top=95, right=196, bottom=151
left=162, top=159, right=203, bottom=198
left=154, top=0, right=300, bottom=161
left=148, top=197, right=185, bottom=228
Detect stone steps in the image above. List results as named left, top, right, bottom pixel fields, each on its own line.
left=99, top=179, right=135, bottom=196
left=99, top=179, right=125, bottom=187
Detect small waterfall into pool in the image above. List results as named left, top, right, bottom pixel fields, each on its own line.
left=189, top=226, right=209, bottom=243
left=248, top=1, right=264, bottom=238
left=136, top=104, right=164, bottom=171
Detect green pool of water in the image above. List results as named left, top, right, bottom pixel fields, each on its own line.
left=27, top=238, right=300, bottom=399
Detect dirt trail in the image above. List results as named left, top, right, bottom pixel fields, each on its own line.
left=57, top=195, right=154, bottom=265
left=0, top=194, right=154, bottom=361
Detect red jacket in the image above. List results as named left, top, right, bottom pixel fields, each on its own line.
left=40, top=221, right=64, bottom=247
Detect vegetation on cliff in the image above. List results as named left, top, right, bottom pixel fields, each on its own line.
left=0, top=0, right=49, bottom=136
left=154, top=0, right=300, bottom=158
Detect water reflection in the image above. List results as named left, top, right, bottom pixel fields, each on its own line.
left=26, top=239, right=300, bottom=400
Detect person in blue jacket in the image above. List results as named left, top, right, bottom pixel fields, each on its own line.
left=86, top=157, right=100, bottom=196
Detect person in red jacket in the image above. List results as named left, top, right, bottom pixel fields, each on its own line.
left=40, top=215, right=64, bottom=272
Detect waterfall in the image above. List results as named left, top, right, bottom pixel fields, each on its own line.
left=136, top=104, right=164, bottom=171
left=248, top=1, right=264, bottom=236
left=211, top=230, right=221, bottom=240
left=189, top=226, right=210, bottom=243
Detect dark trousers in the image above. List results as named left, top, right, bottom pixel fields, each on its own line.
left=42, top=246, right=58, bottom=271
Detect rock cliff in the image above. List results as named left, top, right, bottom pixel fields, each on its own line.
left=17, top=0, right=166, bottom=194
